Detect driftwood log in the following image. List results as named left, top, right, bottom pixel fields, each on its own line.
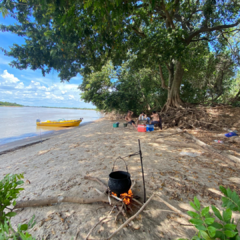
left=14, top=195, right=115, bottom=209
left=14, top=176, right=140, bottom=209
left=84, top=176, right=108, bottom=190
left=156, top=193, right=190, bottom=220
left=14, top=176, right=115, bottom=209
left=177, top=129, right=240, bottom=165
left=11, top=174, right=194, bottom=239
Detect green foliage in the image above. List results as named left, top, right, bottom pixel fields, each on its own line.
left=0, top=174, right=36, bottom=239
left=0, top=216, right=36, bottom=240
left=0, top=174, right=24, bottom=224
left=232, top=101, right=240, bottom=107
left=183, top=186, right=240, bottom=240
left=181, top=51, right=236, bottom=104
left=0, top=0, right=240, bottom=108
left=80, top=59, right=167, bottom=114
left=0, top=101, right=23, bottom=107
left=229, top=71, right=240, bottom=106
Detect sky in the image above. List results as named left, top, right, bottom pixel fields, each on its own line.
left=0, top=14, right=95, bottom=108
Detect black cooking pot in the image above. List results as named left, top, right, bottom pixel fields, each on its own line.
left=108, top=158, right=131, bottom=197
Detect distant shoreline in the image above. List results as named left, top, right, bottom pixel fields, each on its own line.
left=0, top=101, right=23, bottom=107
left=0, top=101, right=96, bottom=110
left=0, top=106, right=23, bottom=107
left=31, top=106, right=97, bottom=110
left=0, top=105, right=97, bottom=110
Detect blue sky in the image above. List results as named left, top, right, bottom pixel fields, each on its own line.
left=0, top=15, right=95, bottom=108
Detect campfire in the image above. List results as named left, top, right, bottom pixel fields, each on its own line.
left=12, top=140, right=158, bottom=240
left=112, top=189, right=133, bottom=205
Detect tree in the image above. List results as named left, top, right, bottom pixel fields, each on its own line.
left=1, top=0, right=240, bottom=109
left=83, top=0, right=240, bottom=108
left=80, top=58, right=167, bottom=114
left=182, top=51, right=236, bottom=104
left=228, top=71, right=240, bottom=105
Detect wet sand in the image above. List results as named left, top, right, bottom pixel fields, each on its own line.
left=0, top=121, right=95, bottom=155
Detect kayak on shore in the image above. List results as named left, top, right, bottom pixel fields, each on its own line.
left=36, top=118, right=82, bottom=127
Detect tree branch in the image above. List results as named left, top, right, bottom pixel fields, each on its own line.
left=185, top=20, right=240, bottom=44
left=234, top=89, right=240, bottom=99
left=161, top=1, right=175, bottom=29
left=165, top=63, right=171, bottom=74
left=220, top=30, right=234, bottom=51
left=190, top=36, right=218, bottom=42
left=105, top=193, right=155, bottom=240
left=131, top=27, right=146, bottom=38
left=170, top=0, right=180, bottom=17
left=222, top=28, right=240, bottom=34
left=159, top=65, right=168, bottom=90
left=212, top=92, right=223, bottom=102
left=187, top=9, right=202, bottom=21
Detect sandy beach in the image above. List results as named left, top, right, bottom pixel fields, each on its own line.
left=1, top=118, right=240, bottom=239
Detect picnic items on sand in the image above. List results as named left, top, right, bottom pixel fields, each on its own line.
left=113, top=122, right=119, bottom=128
left=137, top=124, right=146, bottom=132
left=225, top=131, right=238, bottom=137
left=146, top=124, right=154, bottom=132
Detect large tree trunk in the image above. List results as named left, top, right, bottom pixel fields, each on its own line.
left=167, top=62, right=174, bottom=89
left=163, top=61, right=184, bottom=111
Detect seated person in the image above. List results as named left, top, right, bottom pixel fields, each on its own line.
left=137, top=112, right=150, bottom=124
left=150, top=111, right=162, bottom=129
left=125, top=110, right=137, bottom=129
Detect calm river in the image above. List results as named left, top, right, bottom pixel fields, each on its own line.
left=0, top=107, right=101, bottom=145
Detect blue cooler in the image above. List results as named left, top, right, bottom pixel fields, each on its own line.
left=146, top=124, right=154, bottom=132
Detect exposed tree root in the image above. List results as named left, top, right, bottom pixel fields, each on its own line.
left=160, top=105, right=232, bottom=130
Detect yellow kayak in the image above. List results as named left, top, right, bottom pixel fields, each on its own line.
left=36, top=119, right=82, bottom=127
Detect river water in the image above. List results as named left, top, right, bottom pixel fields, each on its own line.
left=0, top=107, right=101, bottom=145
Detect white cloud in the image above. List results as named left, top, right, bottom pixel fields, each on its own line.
left=3, top=91, right=13, bottom=94
left=52, top=94, right=64, bottom=100
left=16, top=82, right=24, bottom=89
left=0, top=70, right=92, bottom=108
left=1, top=70, right=19, bottom=83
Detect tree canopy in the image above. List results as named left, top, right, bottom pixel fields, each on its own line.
left=1, top=0, right=240, bottom=110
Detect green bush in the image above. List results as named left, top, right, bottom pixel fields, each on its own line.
left=232, top=101, right=240, bottom=107
left=0, top=174, right=36, bottom=239
left=180, top=186, right=240, bottom=240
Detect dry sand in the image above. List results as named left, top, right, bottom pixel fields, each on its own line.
left=1, top=118, right=240, bottom=239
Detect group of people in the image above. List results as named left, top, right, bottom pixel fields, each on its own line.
left=125, top=110, right=162, bottom=130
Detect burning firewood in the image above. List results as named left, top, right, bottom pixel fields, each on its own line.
left=111, top=189, right=133, bottom=205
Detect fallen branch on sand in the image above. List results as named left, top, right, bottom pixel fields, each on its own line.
left=227, top=136, right=240, bottom=144
left=157, top=132, right=183, bottom=138
left=177, top=129, right=240, bottom=166
left=85, top=217, right=108, bottom=240
left=14, top=195, right=115, bottom=209
left=14, top=175, right=150, bottom=240
left=14, top=176, right=140, bottom=209
left=104, top=193, right=155, bottom=240
left=160, top=106, right=228, bottom=130
left=84, top=176, right=108, bottom=190
left=156, top=193, right=190, bottom=220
